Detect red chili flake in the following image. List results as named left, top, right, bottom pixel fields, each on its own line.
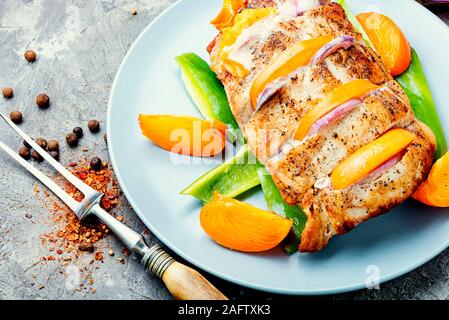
left=94, top=252, right=104, bottom=261
left=36, top=158, right=125, bottom=292
left=101, top=197, right=111, bottom=210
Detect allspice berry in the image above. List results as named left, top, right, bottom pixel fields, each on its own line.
left=2, top=87, right=14, bottom=99
left=10, top=111, right=23, bottom=124
left=36, top=93, right=50, bottom=109
left=31, top=150, right=43, bottom=162
left=49, top=151, right=60, bottom=161
left=87, top=120, right=100, bottom=133
left=19, top=147, right=31, bottom=160
left=24, top=50, right=37, bottom=63
left=66, top=132, right=79, bottom=147
left=47, top=140, right=59, bottom=152
left=35, top=138, right=48, bottom=150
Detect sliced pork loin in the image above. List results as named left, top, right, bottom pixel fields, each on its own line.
left=266, top=80, right=413, bottom=205
left=210, top=3, right=388, bottom=124
left=299, top=120, right=436, bottom=252
left=209, top=1, right=436, bottom=252
left=244, top=44, right=394, bottom=165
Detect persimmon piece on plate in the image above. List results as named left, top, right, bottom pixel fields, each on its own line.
left=331, top=128, right=415, bottom=190
left=413, top=152, right=449, bottom=207
left=139, top=114, right=226, bottom=157
left=357, top=12, right=411, bottom=76
left=200, top=193, right=293, bottom=252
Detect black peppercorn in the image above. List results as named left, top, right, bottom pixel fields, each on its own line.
left=31, top=150, right=43, bottom=162
left=73, top=126, right=83, bottom=138
left=66, top=132, right=79, bottom=147
left=36, top=93, right=50, bottom=109
left=87, top=120, right=100, bottom=133
left=23, top=140, right=32, bottom=148
left=90, top=157, right=102, bottom=171
left=19, top=147, right=31, bottom=160
left=10, top=111, right=23, bottom=124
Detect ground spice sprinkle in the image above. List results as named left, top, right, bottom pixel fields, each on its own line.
left=38, top=158, right=127, bottom=291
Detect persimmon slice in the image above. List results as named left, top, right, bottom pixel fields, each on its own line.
left=200, top=193, right=293, bottom=252
left=294, top=79, right=379, bottom=140
left=331, top=128, right=415, bottom=190
left=211, top=0, right=247, bottom=30
left=413, top=152, right=449, bottom=207
left=138, top=114, right=226, bottom=157
left=250, top=35, right=334, bottom=109
left=357, top=12, right=411, bottom=76
left=218, top=8, right=276, bottom=78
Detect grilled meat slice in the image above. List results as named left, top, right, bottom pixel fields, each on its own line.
left=299, top=120, right=436, bottom=252
left=244, top=44, right=392, bottom=164
left=267, top=80, right=413, bottom=205
left=213, top=4, right=361, bottom=117
left=211, top=3, right=389, bottom=125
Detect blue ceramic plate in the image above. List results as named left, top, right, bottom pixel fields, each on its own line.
left=107, top=0, right=449, bottom=295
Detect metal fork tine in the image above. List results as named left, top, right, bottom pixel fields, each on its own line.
left=0, top=111, right=97, bottom=196
left=0, top=141, right=81, bottom=212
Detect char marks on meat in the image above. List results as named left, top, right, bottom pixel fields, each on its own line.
left=209, top=2, right=436, bottom=251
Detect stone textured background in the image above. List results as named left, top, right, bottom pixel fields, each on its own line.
left=1, top=0, right=448, bottom=300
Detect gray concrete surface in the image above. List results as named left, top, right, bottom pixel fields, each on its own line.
left=1, top=0, right=448, bottom=300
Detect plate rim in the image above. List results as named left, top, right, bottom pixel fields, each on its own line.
left=107, top=0, right=449, bottom=295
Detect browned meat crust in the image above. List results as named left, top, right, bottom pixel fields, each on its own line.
left=299, top=120, right=436, bottom=252
left=208, top=2, right=436, bottom=252
left=269, top=81, right=413, bottom=205
left=245, top=44, right=392, bottom=164
left=247, top=0, right=277, bottom=8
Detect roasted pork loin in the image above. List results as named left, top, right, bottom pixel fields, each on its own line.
left=209, top=1, right=436, bottom=251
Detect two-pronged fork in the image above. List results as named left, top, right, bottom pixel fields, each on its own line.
left=0, top=111, right=227, bottom=300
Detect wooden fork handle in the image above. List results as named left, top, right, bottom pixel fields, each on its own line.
left=142, top=245, right=228, bottom=300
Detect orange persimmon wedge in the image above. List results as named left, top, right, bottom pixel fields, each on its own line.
left=222, top=58, right=249, bottom=78
left=331, top=128, right=415, bottom=190
left=357, top=12, right=411, bottom=76
left=200, top=193, right=293, bottom=252
left=220, top=8, right=276, bottom=52
left=139, top=114, right=226, bottom=157
left=211, top=0, right=246, bottom=30
left=250, top=35, right=333, bottom=109
left=294, top=79, right=380, bottom=140
left=219, top=7, right=276, bottom=78
left=413, top=152, right=449, bottom=207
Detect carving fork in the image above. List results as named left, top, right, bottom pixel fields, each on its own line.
left=0, top=111, right=227, bottom=300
